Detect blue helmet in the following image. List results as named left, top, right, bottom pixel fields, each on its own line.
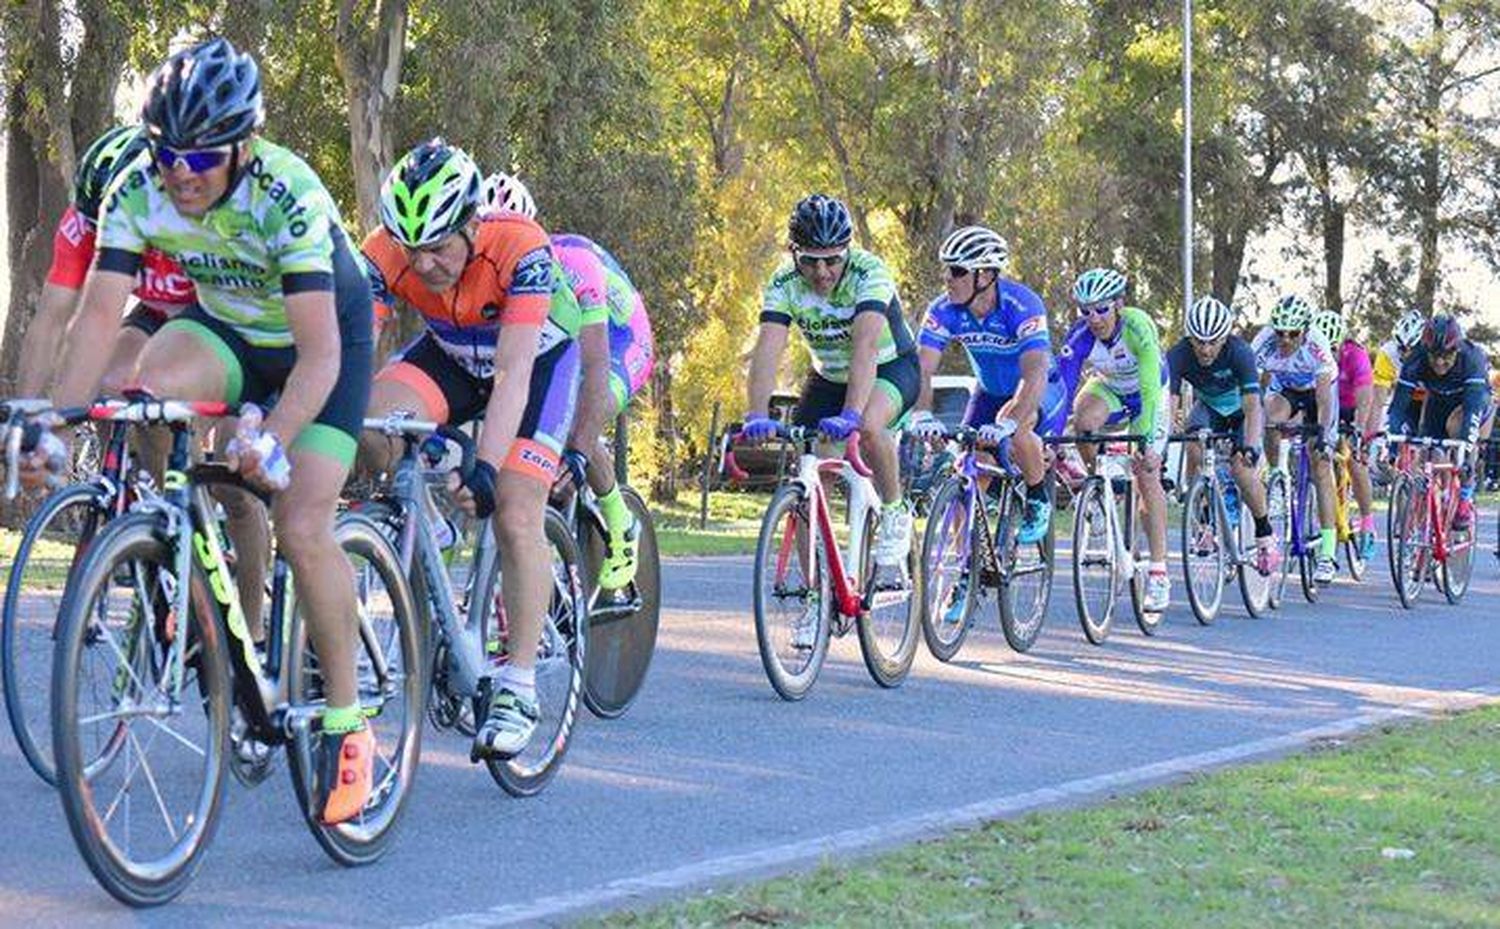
left=142, top=37, right=264, bottom=149
left=1072, top=268, right=1128, bottom=305
left=788, top=194, right=853, bottom=250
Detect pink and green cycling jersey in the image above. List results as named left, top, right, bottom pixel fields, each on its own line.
left=95, top=138, right=347, bottom=348
left=1337, top=339, right=1373, bottom=412
left=550, top=233, right=655, bottom=402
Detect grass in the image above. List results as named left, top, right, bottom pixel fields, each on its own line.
left=591, top=706, right=1500, bottom=928
left=0, top=527, right=81, bottom=591
left=653, top=490, right=768, bottom=558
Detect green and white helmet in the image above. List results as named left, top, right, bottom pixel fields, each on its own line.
left=1311, top=309, right=1346, bottom=347
left=379, top=138, right=481, bottom=248
left=1270, top=294, right=1314, bottom=332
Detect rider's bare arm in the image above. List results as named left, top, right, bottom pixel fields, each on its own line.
left=565, top=321, right=612, bottom=450
left=841, top=311, right=884, bottom=417
left=18, top=283, right=81, bottom=396
left=998, top=348, right=1047, bottom=425
left=477, top=322, right=543, bottom=469
left=914, top=345, right=943, bottom=413
left=53, top=269, right=135, bottom=408
left=746, top=322, right=789, bottom=418
left=263, top=290, right=341, bottom=445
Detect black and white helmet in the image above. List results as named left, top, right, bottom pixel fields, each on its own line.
left=1185, top=295, right=1233, bottom=341
left=938, top=225, right=1010, bottom=272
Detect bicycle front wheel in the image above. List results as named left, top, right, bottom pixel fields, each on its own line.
left=1072, top=478, right=1115, bottom=645
left=3, top=481, right=108, bottom=785
left=488, top=508, right=587, bottom=797
left=287, top=512, right=425, bottom=865
left=1265, top=471, right=1291, bottom=610
left=1235, top=497, right=1272, bottom=618
left=752, top=484, right=830, bottom=699
left=52, top=512, right=230, bottom=907
left=917, top=476, right=977, bottom=662
left=1299, top=475, right=1323, bottom=603
left=580, top=486, right=661, bottom=719
left=856, top=505, right=920, bottom=688
left=1181, top=476, right=1225, bottom=625
left=1440, top=490, right=1474, bottom=605
left=995, top=484, right=1054, bottom=653
left=1390, top=477, right=1428, bottom=609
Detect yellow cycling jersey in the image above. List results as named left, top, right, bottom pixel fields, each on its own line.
left=1371, top=340, right=1401, bottom=389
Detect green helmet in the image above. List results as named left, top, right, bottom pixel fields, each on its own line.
left=1271, top=295, right=1314, bottom=332
left=1311, top=309, right=1345, bottom=347
left=74, top=125, right=149, bottom=224
left=379, top=138, right=481, bottom=248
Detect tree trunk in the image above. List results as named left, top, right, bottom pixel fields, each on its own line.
left=1210, top=224, right=1247, bottom=303
left=650, top=366, right=678, bottom=505
left=334, top=0, right=408, bottom=232
left=0, top=98, right=66, bottom=393
left=1322, top=195, right=1346, bottom=316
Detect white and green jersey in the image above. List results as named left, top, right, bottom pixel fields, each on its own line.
left=97, top=138, right=346, bottom=348
left=758, top=247, right=916, bottom=383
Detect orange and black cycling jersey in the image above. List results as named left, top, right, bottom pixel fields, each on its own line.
left=362, top=214, right=582, bottom=378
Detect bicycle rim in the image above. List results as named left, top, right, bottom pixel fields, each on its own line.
left=1265, top=472, right=1290, bottom=610
left=52, top=512, right=228, bottom=907
left=917, top=477, right=976, bottom=662
left=1235, top=500, right=1271, bottom=618
left=752, top=484, right=829, bottom=699
left=1299, top=476, right=1322, bottom=603
left=856, top=506, right=920, bottom=689
left=3, top=482, right=106, bottom=785
left=580, top=486, right=661, bottom=718
left=1072, top=480, right=1114, bottom=645
left=996, top=486, right=1053, bottom=653
left=1129, top=497, right=1162, bottom=636
left=1181, top=477, right=1224, bottom=625
left=1392, top=480, right=1427, bottom=609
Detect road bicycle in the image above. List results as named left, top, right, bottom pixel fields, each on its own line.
left=918, top=427, right=1054, bottom=659
left=728, top=424, right=920, bottom=701
left=1059, top=434, right=1159, bottom=643
left=1265, top=423, right=1326, bottom=606
left=352, top=415, right=585, bottom=796
left=554, top=449, right=660, bottom=719
left=1386, top=435, right=1475, bottom=608
left=45, top=398, right=422, bottom=906
left=1331, top=425, right=1370, bottom=581
left=1172, top=429, right=1273, bottom=624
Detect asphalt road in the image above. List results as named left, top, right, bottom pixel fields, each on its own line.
left=3, top=543, right=1499, bottom=928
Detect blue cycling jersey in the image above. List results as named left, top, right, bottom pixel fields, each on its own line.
left=918, top=279, right=1060, bottom=397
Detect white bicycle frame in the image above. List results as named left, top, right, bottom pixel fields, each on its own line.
left=1093, top=445, right=1142, bottom=591
left=791, top=449, right=880, bottom=586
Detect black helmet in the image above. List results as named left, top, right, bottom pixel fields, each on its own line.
left=73, top=125, right=149, bottom=223
left=788, top=194, right=853, bottom=250
left=1422, top=313, right=1464, bottom=355
left=142, top=37, right=264, bottom=149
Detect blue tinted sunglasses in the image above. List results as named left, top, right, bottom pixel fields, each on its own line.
left=1077, top=300, right=1117, bottom=317
left=152, top=143, right=233, bottom=174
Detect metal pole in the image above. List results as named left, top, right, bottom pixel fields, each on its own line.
left=1182, top=0, right=1194, bottom=317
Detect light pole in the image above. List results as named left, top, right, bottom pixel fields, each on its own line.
left=1182, top=0, right=1194, bottom=319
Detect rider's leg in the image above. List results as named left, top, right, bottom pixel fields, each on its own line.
left=858, top=382, right=902, bottom=504
left=1264, top=392, right=1291, bottom=467
left=358, top=360, right=447, bottom=476
left=1071, top=383, right=1112, bottom=470
left=586, top=375, right=640, bottom=589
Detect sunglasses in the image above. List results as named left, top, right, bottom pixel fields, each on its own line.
left=1275, top=328, right=1303, bottom=340
left=152, top=143, right=233, bottom=174
left=946, top=265, right=972, bottom=280
left=796, top=249, right=848, bottom=269
left=1190, top=336, right=1225, bottom=350
left=1077, top=301, right=1116, bottom=317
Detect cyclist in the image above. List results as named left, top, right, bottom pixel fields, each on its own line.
left=479, top=171, right=656, bottom=590
left=1057, top=268, right=1172, bottom=611
left=30, top=38, right=377, bottom=825
left=18, top=124, right=195, bottom=396
left=1371, top=310, right=1426, bottom=439
left=1166, top=295, right=1280, bottom=574
left=361, top=141, right=582, bottom=759
left=909, top=225, right=1067, bottom=546
left=1313, top=309, right=1377, bottom=561
left=1386, top=314, right=1493, bottom=530
left=744, top=194, right=921, bottom=581
left=1253, top=294, right=1340, bottom=584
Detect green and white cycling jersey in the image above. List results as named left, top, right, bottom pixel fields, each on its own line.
left=97, top=138, right=347, bottom=348
left=758, top=247, right=916, bottom=383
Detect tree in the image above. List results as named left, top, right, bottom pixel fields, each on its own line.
left=334, top=0, right=408, bottom=231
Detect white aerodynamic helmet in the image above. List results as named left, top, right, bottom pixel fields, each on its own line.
left=479, top=170, right=537, bottom=219
left=1185, top=295, right=1233, bottom=342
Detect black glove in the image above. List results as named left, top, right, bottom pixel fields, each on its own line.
left=459, top=459, right=498, bottom=520
left=1234, top=444, right=1261, bottom=468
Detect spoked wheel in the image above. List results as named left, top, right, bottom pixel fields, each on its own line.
left=1440, top=492, right=1475, bottom=605
left=1338, top=465, right=1367, bottom=582
left=1298, top=474, right=1323, bottom=603
left=51, top=512, right=229, bottom=908
left=917, top=477, right=978, bottom=662
left=855, top=505, right=921, bottom=688
left=1390, top=477, right=1428, bottom=609
left=995, top=484, right=1054, bottom=653
left=1265, top=471, right=1291, bottom=610
left=1071, top=478, right=1116, bottom=645
left=579, top=486, right=661, bottom=719
left=752, top=484, right=830, bottom=699
left=486, top=509, right=587, bottom=797
left=287, top=513, right=424, bottom=863
left=1128, top=494, right=1162, bottom=637
left=1181, top=476, right=1226, bottom=625
left=3, top=482, right=106, bottom=786
left=1236, top=499, right=1272, bottom=618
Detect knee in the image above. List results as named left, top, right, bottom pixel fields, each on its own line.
left=275, top=508, right=334, bottom=562
left=494, top=483, right=546, bottom=550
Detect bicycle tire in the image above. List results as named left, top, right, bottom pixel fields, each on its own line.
left=580, top=486, right=661, bottom=718
left=856, top=505, right=920, bottom=688
left=486, top=508, right=587, bottom=797
left=286, top=512, right=425, bottom=865
left=1338, top=459, right=1367, bottom=582
left=1439, top=484, right=1475, bottom=605
left=3, top=481, right=107, bottom=785
left=1072, top=478, right=1115, bottom=645
left=1298, top=471, right=1323, bottom=603
left=752, top=483, right=830, bottom=699
left=52, top=511, right=230, bottom=907
left=1181, top=476, right=1225, bottom=625
left=1128, top=488, right=1162, bottom=636
left=1235, top=498, right=1271, bottom=619
left=1265, top=470, right=1291, bottom=610
left=995, top=483, right=1054, bottom=653
left=1390, top=477, right=1427, bottom=609
left=917, top=476, right=977, bottom=662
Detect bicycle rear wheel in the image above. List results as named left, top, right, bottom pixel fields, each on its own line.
left=51, top=512, right=229, bottom=907
left=1071, top=478, right=1115, bottom=645
left=579, top=486, right=661, bottom=719
left=1390, top=477, right=1427, bottom=609
left=1128, top=492, right=1162, bottom=636
left=3, top=481, right=107, bottom=786
left=287, top=512, right=424, bottom=864
left=752, top=484, right=830, bottom=699
left=995, top=484, right=1054, bottom=653
left=917, top=476, right=977, bottom=662
left=1181, top=476, right=1225, bottom=625
left=487, top=509, right=586, bottom=796
left=856, top=504, right=920, bottom=688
